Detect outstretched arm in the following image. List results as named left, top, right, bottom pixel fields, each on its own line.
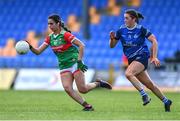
left=27, top=41, right=48, bottom=55
left=148, top=34, right=160, bottom=67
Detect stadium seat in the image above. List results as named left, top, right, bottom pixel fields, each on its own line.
left=0, top=0, right=179, bottom=70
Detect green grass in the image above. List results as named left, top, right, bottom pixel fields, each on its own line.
left=0, top=89, right=180, bottom=120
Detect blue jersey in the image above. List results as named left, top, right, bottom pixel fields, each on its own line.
left=115, top=24, right=152, bottom=59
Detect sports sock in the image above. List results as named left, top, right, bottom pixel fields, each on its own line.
left=95, top=81, right=100, bottom=87
left=81, top=101, right=89, bottom=107
left=139, top=89, right=147, bottom=96
left=162, top=97, right=169, bottom=104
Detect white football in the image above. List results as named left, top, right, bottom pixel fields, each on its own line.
left=15, top=41, right=30, bottom=55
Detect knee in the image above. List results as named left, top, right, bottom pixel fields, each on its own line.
left=78, top=87, right=88, bottom=94
left=125, top=71, right=134, bottom=79
left=63, top=86, right=73, bottom=93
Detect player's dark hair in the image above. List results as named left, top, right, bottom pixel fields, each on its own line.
left=125, top=9, right=144, bottom=23
left=48, top=14, right=71, bottom=33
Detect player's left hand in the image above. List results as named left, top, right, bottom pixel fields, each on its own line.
left=77, top=60, right=88, bottom=72
left=150, top=58, right=160, bottom=67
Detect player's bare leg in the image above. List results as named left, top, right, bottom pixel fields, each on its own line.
left=125, top=61, right=151, bottom=105
left=73, top=70, right=99, bottom=93
left=73, top=70, right=112, bottom=110
left=61, top=72, right=93, bottom=111
left=125, top=61, right=145, bottom=91
left=136, top=71, right=165, bottom=99
left=136, top=70, right=172, bottom=112
left=73, top=70, right=112, bottom=93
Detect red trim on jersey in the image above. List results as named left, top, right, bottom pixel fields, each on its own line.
left=51, top=32, right=75, bottom=52
left=51, top=43, right=72, bottom=52
left=60, top=70, right=72, bottom=75
left=64, top=32, right=75, bottom=43
left=51, top=46, right=64, bottom=49
left=44, top=36, right=50, bottom=45
left=73, top=69, right=81, bottom=75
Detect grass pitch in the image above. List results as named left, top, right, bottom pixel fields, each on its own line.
left=0, top=89, right=179, bottom=120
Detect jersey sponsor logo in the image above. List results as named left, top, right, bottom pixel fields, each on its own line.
left=134, top=34, right=139, bottom=39
left=50, top=38, right=64, bottom=46
left=123, top=42, right=137, bottom=47
left=51, top=43, right=72, bottom=53
left=53, top=41, right=59, bottom=45
left=121, top=34, right=126, bottom=38
left=128, top=31, right=133, bottom=33
left=52, top=45, right=64, bottom=52
left=128, top=35, right=132, bottom=39
left=72, top=58, right=76, bottom=62
left=128, top=47, right=144, bottom=58
left=135, top=56, right=141, bottom=60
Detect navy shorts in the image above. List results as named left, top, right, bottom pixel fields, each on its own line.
left=128, top=53, right=149, bottom=70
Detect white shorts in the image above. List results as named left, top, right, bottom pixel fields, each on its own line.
left=60, top=63, right=80, bottom=75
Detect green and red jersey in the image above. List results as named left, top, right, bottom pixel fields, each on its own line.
left=44, top=30, right=79, bottom=70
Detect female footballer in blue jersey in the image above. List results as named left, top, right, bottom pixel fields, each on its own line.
left=109, top=9, right=172, bottom=112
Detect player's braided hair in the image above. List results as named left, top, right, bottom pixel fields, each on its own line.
left=125, top=9, right=144, bottom=23
left=48, top=14, right=71, bottom=33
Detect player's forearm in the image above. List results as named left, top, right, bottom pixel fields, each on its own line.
left=78, top=45, right=85, bottom=60
left=30, top=43, right=47, bottom=55
left=151, top=40, right=158, bottom=58
left=109, top=38, right=117, bottom=48
left=148, top=34, right=158, bottom=59
left=30, top=47, right=41, bottom=55
left=26, top=41, right=42, bottom=55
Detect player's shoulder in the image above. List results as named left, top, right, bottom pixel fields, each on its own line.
left=60, top=30, right=67, bottom=35
left=136, top=24, right=148, bottom=33
left=116, top=24, right=126, bottom=33
left=137, top=24, right=143, bottom=29
left=48, top=32, right=54, bottom=37
left=119, top=24, right=126, bottom=29
left=44, top=34, right=52, bottom=44
left=138, top=24, right=149, bottom=30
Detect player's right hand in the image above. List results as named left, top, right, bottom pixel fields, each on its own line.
left=24, top=40, right=30, bottom=45
left=110, top=31, right=115, bottom=40
left=150, top=57, right=160, bottom=67
left=25, top=40, right=32, bottom=49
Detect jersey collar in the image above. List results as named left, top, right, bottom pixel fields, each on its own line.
left=52, top=29, right=66, bottom=38
left=126, top=23, right=137, bottom=30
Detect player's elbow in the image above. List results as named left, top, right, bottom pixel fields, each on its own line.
left=34, top=50, right=41, bottom=55
left=149, top=34, right=158, bottom=44
left=79, top=44, right=85, bottom=49
left=152, top=38, right=158, bottom=46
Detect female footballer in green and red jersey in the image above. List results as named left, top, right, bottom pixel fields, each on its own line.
left=27, top=14, right=112, bottom=111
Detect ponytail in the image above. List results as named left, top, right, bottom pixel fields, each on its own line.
left=125, top=9, right=144, bottom=23
left=137, top=12, right=144, bottom=19
left=60, top=20, right=71, bottom=33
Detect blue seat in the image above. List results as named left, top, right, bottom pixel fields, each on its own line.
left=0, top=0, right=179, bottom=69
